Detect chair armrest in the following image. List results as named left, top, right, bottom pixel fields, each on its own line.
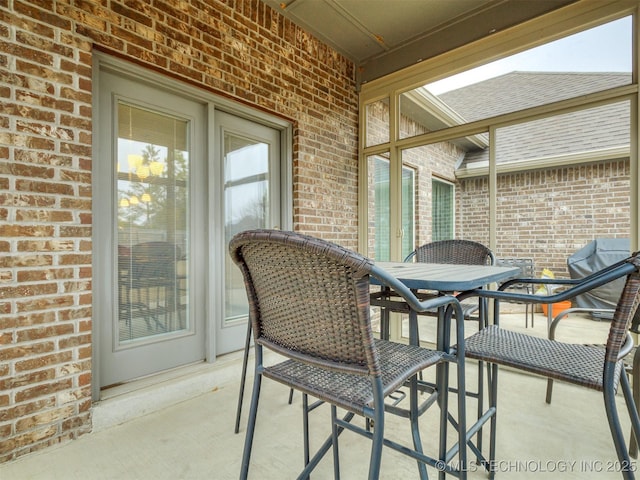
left=370, top=265, right=466, bottom=353
left=499, top=255, right=637, bottom=291
left=460, top=260, right=636, bottom=306
left=548, top=307, right=615, bottom=340
left=499, top=276, right=578, bottom=291
left=370, top=265, right=463, bottom=317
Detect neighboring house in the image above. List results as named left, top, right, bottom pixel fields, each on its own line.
left=442, top=71, right=630, bottom=168
left=443, top=72, right=631, bottom=273
left=370, top=71, right=631, bottom=274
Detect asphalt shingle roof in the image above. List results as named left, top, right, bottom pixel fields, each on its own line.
left=438, top=72, right=631, bottom=167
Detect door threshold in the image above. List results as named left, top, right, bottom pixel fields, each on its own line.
left=93, top=350, right=245, bottom=433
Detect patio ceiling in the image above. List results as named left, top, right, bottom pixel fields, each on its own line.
left=260, top=0, right=577, bottom=85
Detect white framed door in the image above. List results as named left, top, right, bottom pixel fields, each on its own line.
left=96, top=69, right=207, bottom=387
left=94, top=57, right=290, bottom=391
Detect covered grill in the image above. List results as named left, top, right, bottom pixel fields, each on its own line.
left=567, top=238, right=630, bottom=318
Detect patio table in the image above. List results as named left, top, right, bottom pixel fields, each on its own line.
left=375, top=262, right=519, bottom=292
left=373, top=261, right=520, bottom=345
left=372, top=261, right=520, bottom=479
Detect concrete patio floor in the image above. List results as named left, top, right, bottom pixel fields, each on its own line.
left=1, top=311, right=637, bottom=479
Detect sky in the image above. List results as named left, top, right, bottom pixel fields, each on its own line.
left=427, top=16, right=632, bottom=94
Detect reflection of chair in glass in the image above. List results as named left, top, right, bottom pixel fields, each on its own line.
left=118, top=245, right=153, bottom=333
left=231, top=229, right=468, bottom=479
left=119, top=242, right=182, bottom=337
left=464, top=254, right=640, bottom=479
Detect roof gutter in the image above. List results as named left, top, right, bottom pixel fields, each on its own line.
left=455, top=145, right=630, bottom=178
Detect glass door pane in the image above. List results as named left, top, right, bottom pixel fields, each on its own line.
left=116, top=103, right=190, bottom=344
left=224, top=134, right=270, bottom=326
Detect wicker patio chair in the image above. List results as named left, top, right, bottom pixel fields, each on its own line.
left=372, top=239, right=496, bottom=338
left=407, top=239, right=495, bottom=265
left=462, top=254, right=640, bottom=479
left=230, top=229, right=468, bottom=480
left=368, top=239, right=496, bottom=456
left=407, top=239, right=495, bottom=320
left=410, top=240, right=496, bottom=441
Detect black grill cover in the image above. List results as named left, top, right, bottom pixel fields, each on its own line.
left=567, top=238, right=630, bottom=316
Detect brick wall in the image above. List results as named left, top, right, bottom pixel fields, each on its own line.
left=401, top=141, right=461, bottom=248
left=0, top=0, right=357, bottom=461
left=459, top=160, right=631, bottom=276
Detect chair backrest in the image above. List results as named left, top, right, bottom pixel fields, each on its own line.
left=130, top=241, right=180, bottom=281
left=606, top=255, right=640, bottom=363
left=406, top=239, right=495, bottom=266
left=496, top=257, right=534, bottom=277
left=229, top=229, right=380, bottom=377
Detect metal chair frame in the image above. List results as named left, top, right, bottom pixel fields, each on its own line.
left=460, top=254, right=640, bottom=479
left=370, top=239, right=495, bottom=454
left=235, top=239, right=493, bottom=434
left=546, top=305, right=640, bottom=458
left=231, top=229, right=469, bottom=480
left=495, top=257, right=535, bottom=327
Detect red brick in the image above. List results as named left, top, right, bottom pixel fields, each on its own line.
left=16, top=324, right=75, bottom=342
left=0, top=342, right=55, bottom=362
left=16, top=295, right=75, bottom=312
left=15, top=378, right=73, bottom=403
left=15, top=405, right=76, bottom=433
left=0, top=369, right=56, bottom=390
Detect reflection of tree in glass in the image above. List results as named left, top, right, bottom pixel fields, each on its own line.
left=227, top=186, right=268, bottom=240
left=118, top=144, right=189, bottom=233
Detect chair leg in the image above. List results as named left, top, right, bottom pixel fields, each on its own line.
left=456, top=351, right=468, bottom=480
left=603, top=365, right=635, bottom=480
left=476, top=309, right=485, bottom=454
left=467, top=300, right=490, bottom=457
left=408, top=374, right=428, bottom=480
left=235, top=322, right=253, bottom=434
left=302, top=393, right=311, bottom=478
left=299, top=412, right=351, bottom=480
left=630, top=347, right=640, bottom=458
left=486, top=363, right=499, bottom=480
left=239, top=369, right=263, bottom=480
left=437, top=362, right=449, bottom=480
left=368, top=408, right=384, bottom=480
left=530, top=305, right=536, bottom=328
left=476, top=359, right=484, bottom=454
left=545, top=378, right=554, bottom=404
left=331, top=405, right=341, bottom=480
